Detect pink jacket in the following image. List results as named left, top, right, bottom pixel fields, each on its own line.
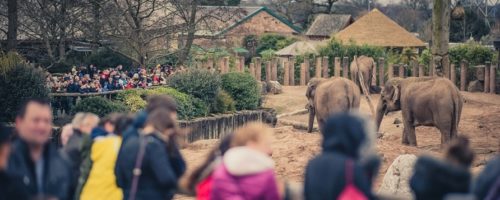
left=211, top=147, right=280, bottom=200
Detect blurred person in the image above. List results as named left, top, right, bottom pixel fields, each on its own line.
left=79, top=114, right=133, bottom=200
left=8, top=99, right=71, bottom=199
left=211, top=122, right=281, bottom=200
left=60, top=124, right=74, bottom=147
left=304, top=112, right=379, bottom=200
left=115, top=108, right=185, bottom=200
left=0, top=124, right=29, bottom=200
left=185, top=134, right=233, bottom=200
left=63, top=113, right=99, bottom=198
left=410, top=136, right=474, bottom=200
left=474, top=151, right=500, bottom=200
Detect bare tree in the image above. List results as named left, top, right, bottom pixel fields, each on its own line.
left=6, top=0, right=17, bottom=52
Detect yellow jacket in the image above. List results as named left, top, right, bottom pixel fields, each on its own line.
left=80, top=135, right=123, bottom=200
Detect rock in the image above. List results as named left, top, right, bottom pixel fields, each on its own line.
left=393, top=118, right=402, bottom=124
left=259, top=81, right=268, bottom=94
left=467, top=80, right=484, bottom=92
left=379, top=154, right=418, bottom=198
left=266, top=81, right=283, bottom=94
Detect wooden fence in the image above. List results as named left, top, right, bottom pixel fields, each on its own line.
left=193, top=56, right=499, bottom=94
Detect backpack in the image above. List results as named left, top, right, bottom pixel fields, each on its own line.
left=338, top=159, right=368, bottom=200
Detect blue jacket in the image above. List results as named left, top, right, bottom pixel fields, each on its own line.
left=7, top=139, right=72, bottom=200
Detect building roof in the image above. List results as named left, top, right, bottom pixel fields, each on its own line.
left=195, top=6, right=301, bottom=37
left=305, top=14, right=353, bottom=37
left=275, top=40, right=325, bottom=56
left=334, top=9, right=425, bottom=48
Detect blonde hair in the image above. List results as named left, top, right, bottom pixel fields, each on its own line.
left=71, top=112, right=86, bottom=128
left=231, top=122, right=273, bottom=147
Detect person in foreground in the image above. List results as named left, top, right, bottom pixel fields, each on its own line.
left=410, top=136, right=474, bottom=200
left=211, top=122, right=281, bottom=200
left=304, top=112, right=380, bottom=200
left=115, top=106, right=185, bottom=200
left=8, top=99, right=72, bottom=199
left=0, top=124, right=29, bottom=200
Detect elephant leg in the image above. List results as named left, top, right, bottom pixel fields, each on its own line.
left=317, top=117, right=325, bottom=131
left=437, top=122, right=453, bottom=145
left=401, top=111, right=416, bottom=146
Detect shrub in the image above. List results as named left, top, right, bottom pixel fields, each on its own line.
left=167, top=69, right=221, bottom=111
left=0, top=62, right=50, bottom=122
left=72, top=97, right=128, bottom=117
left=449, top=41, right=494, bottom=65
left=256, top=34, right=297, bottom=54
left=319, top=39, right=385, bottom=60
left=221, top=72, right=260, bottom=110
left=212, top=90, right=236, bottom=114
left=117, top=87, right=208, bottom=119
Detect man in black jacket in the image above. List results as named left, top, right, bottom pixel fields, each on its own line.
left=7, top=99, right=72, bottom=200
left=0, top=124, right=29, bottom=200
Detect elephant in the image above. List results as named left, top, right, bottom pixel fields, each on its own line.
left=306, top=77, right=361, bottom=133
left=375, top=77, right=463, bottom=146
left=350, top=56, right=380, bottom=94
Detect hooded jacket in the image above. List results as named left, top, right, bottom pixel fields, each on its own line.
left=211, top=147, right=280, bottom=200
left=410, top=156, right=471, bottom=200
left=304, top=113, right=379, bottom=200
left=8, top=139, right=72, bottom=200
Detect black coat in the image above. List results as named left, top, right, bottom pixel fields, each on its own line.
left=7, top=139, right=72, bottom=200
left=473, top=155, right=500, bottom=200
left=115, top=133, right=185, bottom=200
left=410, top=156, right=471, bottom=200
left=304, top=113, right=379, bottom=200
left=0, top=171, right=29, bottom=200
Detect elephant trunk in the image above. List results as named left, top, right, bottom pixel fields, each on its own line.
left=375, top=98, right=386, bottom=132
left=308, top=106, right=315, bottom=133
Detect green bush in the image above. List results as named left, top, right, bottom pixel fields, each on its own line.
left=167, top=69, right=221, bottom=111
left=117, top=87, right=208, bottom=120
left=449, top=42, right=494, bottom=66
left=0, top=62, right=50, bottom=122
left=256, top=34, right=297, bottom=55
left=72, top=97, right=128, bottom=117
left=221, top=72, right=260, bottom=110
left=319, top=39, right=385, bottom=61
left=212, top=90, right=236, bottom=114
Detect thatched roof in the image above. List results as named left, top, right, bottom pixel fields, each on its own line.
left=334, top=9, right=425, bottom=48
left=275, top=40, right=325, bottom=56
left=305, top=14, right=353, bottom=37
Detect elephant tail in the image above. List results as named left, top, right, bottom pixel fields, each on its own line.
left=450, top=91, right=463, bottom=138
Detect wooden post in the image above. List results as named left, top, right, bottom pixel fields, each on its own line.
left=490, top=64, right=496, bottom=94
left=208, top=58, right=214, bottom=70
left=255, top=57, right=262, bottom=81
left=300, top=62, right=306, bottom=86
left=283, top=61, right=290, bottom=86
left=412, top=61, right=418, bottom=77
left=322, top=56, right=329, bottom=78
left=388, top=64, right=394, bottom=79
left=272, top=59, right=278, bottom=81
left=239, top=56, right=245, bottom=72
left=450, top=64, right=456, bottom=86
left=419, top=64, right=425, bottom=77
left=399, top=64, right=406, bottom=78
left=342, top=57, right=349, bottom=78
left=305, top=58, right=310, bottom=83
left=266, top=61, right=272, bottom=82
left=219, top=58, right=225, bottom=73
left=378, top=58, right=385, bottom=86
left=429, top=63, right=434, bottom=76
left=289, top=57, right=295, bottom=86
left=460, top=60, right=467, bottom=91
left=484, top=61, right=491, bottom=93
left=334, top=57, right=341, bottom=77
left=315, top=57, right=322, bottom=78
left=249, top=63, right=255, bottom=78
left=224, top=57, right=230, bottom=73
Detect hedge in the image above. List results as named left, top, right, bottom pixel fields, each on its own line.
left=72, top=97, right=128, bottom=117
left=221, top=72, right=260, bottom=110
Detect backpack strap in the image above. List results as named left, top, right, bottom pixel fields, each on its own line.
left=345, top=159, right=354, bottom=185
left=128, top=134, right=148, bottom=200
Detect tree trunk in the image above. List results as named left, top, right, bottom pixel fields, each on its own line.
left=91, top=0, right=101, bottom=53
left=431, top=0, right=451, bottom=77
left=177, top=1, right=199, bottom=67
left=6, top=0, right=18, bottom=52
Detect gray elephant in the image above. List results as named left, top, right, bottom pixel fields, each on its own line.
left=306, top=77, right=361, bottom=133
left=375, top=77, right=463, bottom=146
left=350, top=56, right=379, bottom=94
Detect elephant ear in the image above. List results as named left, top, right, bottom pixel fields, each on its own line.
left=390, top=85, right=400, bottom=103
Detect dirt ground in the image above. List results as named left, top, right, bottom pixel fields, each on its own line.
left=174, top=86, right=500, bottom=199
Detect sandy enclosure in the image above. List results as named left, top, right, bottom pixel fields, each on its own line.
left=174, top=86, right=500, bottom=199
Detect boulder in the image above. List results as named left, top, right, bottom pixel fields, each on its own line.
left=378, top=154, right=418, bottom=198
left=467, top=80, right=483, bottom=92
left=266, top=81, right=283, bottom=94
left=258, top=81, right=268, bottom=94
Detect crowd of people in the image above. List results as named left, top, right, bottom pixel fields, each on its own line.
left=0, top=96, right=499, bottom=200
left=46, top=64, right=179, bottom=93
